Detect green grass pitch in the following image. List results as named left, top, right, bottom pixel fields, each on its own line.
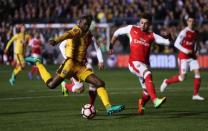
left=0, top=65, right=208, bottom=131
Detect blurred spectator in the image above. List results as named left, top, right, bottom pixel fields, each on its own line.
left=0, top=0, right=208, bottom=65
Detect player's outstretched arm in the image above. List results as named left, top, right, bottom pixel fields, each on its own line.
left=109, top=25, right=132, bottom=55
left=153, top=33, right=171, bottom=46
left=50, top=27, right=82, bottom=46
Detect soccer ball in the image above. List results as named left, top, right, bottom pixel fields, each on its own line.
left=81, top=104, right=96, bottom=119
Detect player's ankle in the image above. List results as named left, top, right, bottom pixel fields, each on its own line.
left=153, top=98, right=158, bottom=103
left=105, top=104, right=111, bottom=110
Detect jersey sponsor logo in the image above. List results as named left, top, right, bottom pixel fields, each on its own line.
left=148, top=35, right=152, bottom=38
left=133, top=38, right=150, bottom=47
left=185, top=41, right=193, bottom=45
left=134, top=31, right=138, bottom=34
left=187, top=34, right=191, bottom=38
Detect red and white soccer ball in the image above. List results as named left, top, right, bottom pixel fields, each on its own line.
left=81, top=104, right=96, bottom=119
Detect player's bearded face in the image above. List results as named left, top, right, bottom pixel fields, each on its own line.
left=79, top=19, right=91, bottom=33
left=140, top=19, right=150, bottom=32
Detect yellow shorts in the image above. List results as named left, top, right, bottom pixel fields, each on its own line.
left=14, top=53, right=25, bottom=67
left=56, top=58, right=93, bottom=81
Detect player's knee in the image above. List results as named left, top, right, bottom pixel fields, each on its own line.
left=194, top=74, right=200, bottom=79
left=179, top=74, right=186, bottom=81
left=46, top=81, right=57, bottom=89
left=22, top=63, right=26, bottom=68
left=143, top=70, right=151, bottom=79
left=95, top=79, right=105, bottom=88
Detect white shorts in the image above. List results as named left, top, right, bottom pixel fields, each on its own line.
left=32, top=53, right=41, bottom=59
left=128, top=61, right=149, bottom=78
left=178, top=58, right=200, bottom=74
left=128, top=61, right=149, bottom=90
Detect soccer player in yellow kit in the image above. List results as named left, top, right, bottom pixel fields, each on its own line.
left=25, top=15, right=125, bottom=115
left=4, top=25, right=30, bottom=86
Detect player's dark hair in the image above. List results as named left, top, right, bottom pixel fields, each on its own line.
left=140, top=13, right=152, bottom=23
left=188, top=13, right=196, bottom=19
left=79, top=15, right=93, bottom=24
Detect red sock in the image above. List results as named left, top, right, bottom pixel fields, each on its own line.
left=88, top=90, right=97, bottom=105
left=31, top=66, right=36, bottom=74
left=141, top=91, right=150, bottom=106
left=145, top=74, right=157, bottom=101
left=194, top=78, right=201, bottom=95
left=31, top=66, right=39, bottom=74
left=65, top=83, right=74, bottom=92
left=166, top=75, right=180, bottom=85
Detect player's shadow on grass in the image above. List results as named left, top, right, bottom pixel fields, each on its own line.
left=0, top=109, right=65, bottom=116
left=93, top=107, right=141, bottom=120
left=95, top=106, right=208, bottom=120
left=94, top=113, right=139, bottom=120
left=161, top=110, right=208, bottom=118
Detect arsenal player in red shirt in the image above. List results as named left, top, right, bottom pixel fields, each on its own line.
left=109, top=13, right=171, bottom=114
left=28, top=33, right=42, bottom=80
left=160, top=14, right=204, bottom=101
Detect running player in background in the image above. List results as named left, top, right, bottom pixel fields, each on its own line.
left=28, top=33, right=42, bottom=80
left=4, top=25, right=30, bottom=86
left=59, top=36, right=104, bottom=106
left=110, top=13, right=171, bottom=114
left=160, top=14, right=204, bottom=101
left=25, top=15, right=125, bottom=115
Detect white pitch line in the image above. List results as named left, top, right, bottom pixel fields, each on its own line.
left=0, top=87, right=207, bottom=101
left=0, top=91, right=138, bottom=101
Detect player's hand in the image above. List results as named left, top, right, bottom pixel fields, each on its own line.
left=108, top=43, right=114, bottom=55
left=4, top=49, right=8, bottom=54
left=161, top=31, right=174, bottom=41
left=98, top=62, right=104, bottom=70
left=48, top=39, right=57, bottom=46
left=187, top=50, right=193, bottom=54
left=108, top=49, right=114, bottom=55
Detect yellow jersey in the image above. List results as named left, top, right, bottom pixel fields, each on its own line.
left=54, top=25, right=93, bottom=64
left=5, top=33, right=30, bottom=54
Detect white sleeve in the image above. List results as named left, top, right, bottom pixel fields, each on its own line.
left=174, top=30, right=189, bottom=54
left=113, top=25, right=132, bottom=37
left=153, top=33, right=170, bottom=45
left=92, top=36, right=103, bottom=63
left=59, top=40, right=67, bottom=59
left=29, top=39, right=33, bottom=47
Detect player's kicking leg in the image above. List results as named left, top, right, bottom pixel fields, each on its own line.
left=143, top=71, right=166, bottom=108
left=25, top=56, right=64, bottom=89
left=138, top=90, right=150, bottom=115
left=85, top=74, right=125, bottom=115
left=129, top=62, right=166, bottom=111
left=137, top=77, right=150, bottom=114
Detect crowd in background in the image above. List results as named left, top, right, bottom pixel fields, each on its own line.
left=0, top=0, right=208, bottom=64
